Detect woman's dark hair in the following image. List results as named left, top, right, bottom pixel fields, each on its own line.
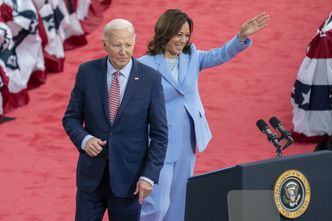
left=147, top=9, right=193, bottom=55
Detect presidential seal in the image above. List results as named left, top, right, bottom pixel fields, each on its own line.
left=273, top=170, right=311, bottom=218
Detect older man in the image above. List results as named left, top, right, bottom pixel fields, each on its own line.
left=62, top=19, right=168, bottom=221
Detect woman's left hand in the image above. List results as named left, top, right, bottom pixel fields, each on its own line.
left=238, top=12, right=270, bottom=41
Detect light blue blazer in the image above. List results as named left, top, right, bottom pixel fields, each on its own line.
left=139, top=35, right=251, bottom=162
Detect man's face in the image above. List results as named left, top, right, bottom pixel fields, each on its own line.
left=104, top=28, right=135, bottom=69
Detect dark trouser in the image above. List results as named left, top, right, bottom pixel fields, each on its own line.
left=75, top=163, right=141, bottom=221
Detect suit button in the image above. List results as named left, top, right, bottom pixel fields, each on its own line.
left=109, top=133, right=112, bottom=136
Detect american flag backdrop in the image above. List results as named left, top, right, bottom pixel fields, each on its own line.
left=0, top=22, right=12, bottom=120
left=291, top=12, right=332, bottom=136
left=0, top=0, right=111, bottom=121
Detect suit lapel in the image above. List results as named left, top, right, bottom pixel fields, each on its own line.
left=96, top=57, right=111, bottom=125
left=178, top=53, right=188, bottom=85
left=154, top=54, right=184, bottom=95
left=113, top=59, right=141, bottom=125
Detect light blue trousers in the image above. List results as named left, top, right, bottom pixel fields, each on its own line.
left=140, top=115, right=196, bottom=221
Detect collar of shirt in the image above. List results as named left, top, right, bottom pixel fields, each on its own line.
left=106, top=57, right=133, bottom=102
left=107, top=57, right=132, bottom=79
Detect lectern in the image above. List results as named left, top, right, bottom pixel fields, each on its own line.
left=185, top=151, right=332, bottom=221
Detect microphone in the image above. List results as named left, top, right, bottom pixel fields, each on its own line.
left=269, top=117, right=294, bottom=146
left=256, top=119, right=281, bottom=148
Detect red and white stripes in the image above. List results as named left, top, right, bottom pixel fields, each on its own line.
left=108, top=71, right=120, bottom=124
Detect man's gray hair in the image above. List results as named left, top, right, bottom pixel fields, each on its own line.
left=103, top=19, right=135, bottom=42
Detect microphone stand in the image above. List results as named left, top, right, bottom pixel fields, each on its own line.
left=274, top=142, right=282, bottom=158
left=275, top=137, right=294, bottom=158
left=282, top=139, right=294, bottom=150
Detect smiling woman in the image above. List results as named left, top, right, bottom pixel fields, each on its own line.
left=138, top=8, right=270, bottom=221
left=147, top=9, right=193, bottom=56
left=164, top=22, right=190, bottom=58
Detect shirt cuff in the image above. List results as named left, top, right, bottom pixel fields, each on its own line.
left=236, top=34, right=251, bottom=46
left=81, top=135, right=93, bottom=151
left=139, top=176, right=154, bottom=186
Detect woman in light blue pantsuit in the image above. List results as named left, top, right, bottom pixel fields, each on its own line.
left=139, top=9, right=270, bottom=221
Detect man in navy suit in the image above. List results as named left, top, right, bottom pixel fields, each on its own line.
left=62, top=19, right=168, bottom=221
